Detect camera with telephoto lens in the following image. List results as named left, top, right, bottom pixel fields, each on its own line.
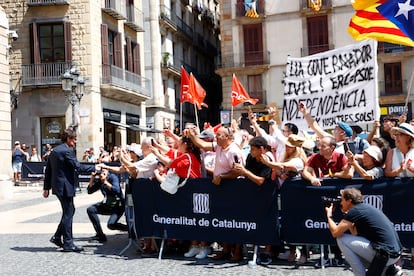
left=321, top=196, right=341, bottom=208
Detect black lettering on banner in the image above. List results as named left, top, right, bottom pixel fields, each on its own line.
left=283, top=40, right=377, bottom=127
left=330, top=67, right=374, bottom=90
left=306, top=57, right=332, bottom=76
left=286, top=60, right=304, bottom=78
left=282, top=89, right=368, bottom=122
left=331, top=44, right=373, bottom=73
left=285, top=80, right=320, bottom=96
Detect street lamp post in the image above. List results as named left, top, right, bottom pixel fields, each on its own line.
left=61, top=64, right=85, bottom=193
left=61, top=64, right=85, bottom=131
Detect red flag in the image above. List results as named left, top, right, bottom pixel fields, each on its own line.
left=231, top=74, right=258, bottom=107
left=188, top=73, right=208, bottom=110
left=180, top=67, right=193, bottom=103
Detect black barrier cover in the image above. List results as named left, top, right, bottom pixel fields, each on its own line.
left=281, top=177, right=414, bottom=247
left=21, top=161, right=125, bottom=183
left=131, top=178, right=280, bottom=245
left=22, top=162, right=45, bottom=179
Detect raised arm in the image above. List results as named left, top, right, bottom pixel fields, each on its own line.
left=299, top=102, right=329, bottom=139
left=183, top=128, right=213, bottom=151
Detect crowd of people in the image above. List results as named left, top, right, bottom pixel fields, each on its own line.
left=13, top=105, right=413, bottom=275
left=11, top=141, right=52, bottom=185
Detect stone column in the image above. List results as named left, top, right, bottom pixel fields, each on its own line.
left=0, top=8, right=13, bottom=199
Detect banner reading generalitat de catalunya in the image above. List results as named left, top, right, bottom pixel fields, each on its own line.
left=283, top=40, right=379, bottom=130
left=131, top=178, right=280, bottom=245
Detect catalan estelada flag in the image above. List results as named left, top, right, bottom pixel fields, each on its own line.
left=348, top=0, right=414, bottom=47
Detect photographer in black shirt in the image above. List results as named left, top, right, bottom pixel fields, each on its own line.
left=326, top=187, right=402, bottom=276
left=87, top=168, right=127, bottom=242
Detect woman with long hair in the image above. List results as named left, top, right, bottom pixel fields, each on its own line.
left=260, top=134, right=308, bottom=186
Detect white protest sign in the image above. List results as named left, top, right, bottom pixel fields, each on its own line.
left=282, top=40, right=379, bottom=130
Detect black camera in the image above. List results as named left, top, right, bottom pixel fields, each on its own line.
left=321, top=196, right=341, bottom=208
left=95, top=170, right=102, bottom=175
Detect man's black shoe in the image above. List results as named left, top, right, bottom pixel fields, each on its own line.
left=63, top=245, right=84, bottom=252
left=89, top=234, right=107, bottom=242
left=50, top=236, right=63, bottom=248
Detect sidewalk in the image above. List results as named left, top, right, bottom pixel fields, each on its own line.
left=1, top=183, right=413, bottom=276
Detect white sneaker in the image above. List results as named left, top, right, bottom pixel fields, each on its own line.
left=195, top=246, right=211, bottom=259
left=184, top=246, right=200, bottom=258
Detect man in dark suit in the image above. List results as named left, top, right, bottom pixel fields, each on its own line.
left=43, top=128, right=97, bottom=252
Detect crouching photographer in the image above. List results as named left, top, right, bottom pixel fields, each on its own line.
left=325, top=187, right=403, bottom=276
left=86, top=168, right=128, bottom=242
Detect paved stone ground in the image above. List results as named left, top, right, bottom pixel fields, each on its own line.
left=0, top=183, right=413, bottom=276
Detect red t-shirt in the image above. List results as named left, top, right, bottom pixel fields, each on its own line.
left=306, top=151, right=348, bottom=177
left=169, top=152, right=201, bottom=178
left=165, top=148, right=181, bottom=160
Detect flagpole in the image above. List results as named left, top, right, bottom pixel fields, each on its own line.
left=231, top=74, right=235, bottom=123
left=194, top=103, right=200, bottom=129
left=404, top=69, right=414, bottom=112
left=180, top=102, right=183, bottom=134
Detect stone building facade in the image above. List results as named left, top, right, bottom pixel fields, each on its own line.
left=1, top=0, right=221, bottom=158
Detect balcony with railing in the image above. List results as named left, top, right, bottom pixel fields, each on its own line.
left=101, top=64, right=151, bottom=101
left=27, top=0, right=69, bottom=5
left=235, top=0, right=265, bottom=17
left=379, top=79, right=407, bottom=96
left=176, top=16, right=193, bottom=40
left=160, top=4, right=177, bottom=31
left=300, top=0, right=332, bottom=10
left=218, top=51, right=270, bottom=68
left=378, top=42, right=413, bottom=54
left=21, top=62, right=72, bottom=87
left=102, top=0, right=127, bottom=20
left=161, top=54, right=182, bottom=77
left=125, top=5, right=144, bottom=32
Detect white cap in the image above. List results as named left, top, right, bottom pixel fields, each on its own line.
left=363, top=145, right=383, bottom=162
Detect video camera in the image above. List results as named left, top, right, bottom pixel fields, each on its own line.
left=321, top=196, right=341, bottom=208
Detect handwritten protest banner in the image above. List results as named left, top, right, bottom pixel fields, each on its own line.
left=283, top=40, right=379, bottom=130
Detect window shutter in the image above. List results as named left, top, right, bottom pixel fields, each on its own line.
left=30, top=22, right=41, bottom=64
left=114, top=32, right=122, bottom=67
left=64, top=21, right=72, bottom=62
left=101, top=24, right=109, bottom=65
left=133, top=42, right=141, bottom=75
left=126, top=37, right=132, bottom=71
left=101, top=24, right=110, bottom=83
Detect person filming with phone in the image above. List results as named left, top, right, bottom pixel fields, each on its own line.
left=346, top=145, right=384, bottom=180
left=86, top=168, right=128, bottom=243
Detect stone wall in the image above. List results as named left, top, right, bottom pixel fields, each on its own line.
left=0, top=6, right=13, bottom=198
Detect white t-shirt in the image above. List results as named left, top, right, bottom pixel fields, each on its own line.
left=134, top=152, right=158, bottom=178
left=213, top=142, right=244, bottom=177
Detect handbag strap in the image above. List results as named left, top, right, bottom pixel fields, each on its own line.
left=184, top=153, right=192, bottom=179
left=177, top=153, right=192, bottom=188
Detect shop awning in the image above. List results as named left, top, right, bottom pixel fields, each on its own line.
left=107, top=121, right=162, bottom=133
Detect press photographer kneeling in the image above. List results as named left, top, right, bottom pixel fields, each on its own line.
left=325, top=187, right=403, bottom=276
left=87, top=168, right=128, bottom=242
